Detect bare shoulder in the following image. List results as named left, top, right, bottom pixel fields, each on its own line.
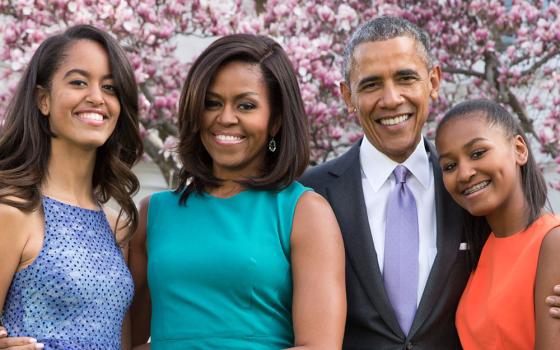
left=295, top=190, right=332, bottom=213
left=130, top=195, right=151, bottom=246
left=138, top=195, right=151, bottom=212
left=541, top=226, right=560, bottom=253
left=0, top=202, right=37, bottom=253
left=0, top=203, right=34, bottom=231
left=292, top=191, right=341, bottom=241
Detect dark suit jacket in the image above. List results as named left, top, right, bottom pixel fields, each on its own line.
left=300, top=138, right=470, bottom=350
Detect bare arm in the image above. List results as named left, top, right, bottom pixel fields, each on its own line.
left=286, top=191, right=346, bottom=350
left=103, top=206, right=132, bottom=350
left=0, top=205, right=44, bottom=349
left=128, top=197, right=152, bottom=346
left=535, top=226, right=560, bottom=350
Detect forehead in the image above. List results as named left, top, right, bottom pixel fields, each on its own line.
left=56, top=39, right=111, bottom=75
left=350, top=36, right=429, bottom=82
left=209, top=60, right=266, bottom=92
left=437, top=114, right=508, bottom=147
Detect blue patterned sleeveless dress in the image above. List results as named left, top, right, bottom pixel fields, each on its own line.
left=1, top=196, right=134, bottom=349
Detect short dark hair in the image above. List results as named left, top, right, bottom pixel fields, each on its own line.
left=436, top=98, right=549, bottom=269
left=0, top=24, right=142, bottom=241
left=343, top=16, right=434, bottom=84
left=175, top=34, right=310, bottom=203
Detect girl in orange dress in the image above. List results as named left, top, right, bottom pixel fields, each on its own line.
left=435, top=99, right=560, bottom=350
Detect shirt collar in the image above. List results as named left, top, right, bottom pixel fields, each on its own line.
left=359, top=136, right=431, bottom=192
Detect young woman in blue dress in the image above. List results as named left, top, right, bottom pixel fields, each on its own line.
left=129, top=34, right=346, bottom=349
left=0, top=25, right=143, bottom=349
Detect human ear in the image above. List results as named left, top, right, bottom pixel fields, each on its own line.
left=36, top=85, right=50, bottom=116
left=340, top=82, right=355, bottom=114
left=513, top=134, right=529, bottom=166
left=428, top=65, right=442, bottom=101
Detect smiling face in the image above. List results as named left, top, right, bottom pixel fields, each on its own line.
left=436, top=114, right=528, bottom=219
left=200, top=60, right=273, bottom=180
left=341, top=36, right=440, bottom=162
left=37, top=39, right=120, bottom=151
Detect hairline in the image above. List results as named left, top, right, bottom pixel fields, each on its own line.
left=343, top=17, right=434, bottom=85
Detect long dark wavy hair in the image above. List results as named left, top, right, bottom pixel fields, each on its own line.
left=0, top=25, right=143, bottom=241
left=436, top=99, right=549, bottom=269
left=175, top=34, right=310, bottom=204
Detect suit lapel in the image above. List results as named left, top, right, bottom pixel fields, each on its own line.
left=326, top=142, right=403, bottom=337
left=409, top=139, right=464, bottom=336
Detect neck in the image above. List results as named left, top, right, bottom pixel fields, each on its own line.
left=208, top=181, right=245, bottom=198
left=486, top=182, right=530, bottom=238
left=41, top=140, right=98, bottom=208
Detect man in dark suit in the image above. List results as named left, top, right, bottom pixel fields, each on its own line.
left=300, top=16, right=471, bottom=349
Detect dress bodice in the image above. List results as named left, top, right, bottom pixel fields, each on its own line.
left=1, top=196, right=133, bottom=349
left=147, top=182, right=309, bottom=350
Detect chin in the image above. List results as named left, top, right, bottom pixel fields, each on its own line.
left=463, top=205, right=493, bottom=218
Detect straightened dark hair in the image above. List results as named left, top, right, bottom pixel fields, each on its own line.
left=175, top=34, right=309, bottom=204
left=0, top=25, right=143, bottom=242
left=436, top=98, right=549, bottom=269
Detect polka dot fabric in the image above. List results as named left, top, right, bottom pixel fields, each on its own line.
left=1, top=197, right=134, bottom=349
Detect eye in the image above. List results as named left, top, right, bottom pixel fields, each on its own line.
left=204, top=99, right=221, bottom=110
left=361, top=82, right=380, bottom=91
left=102, top=83, right=117, bottom=94
left=441, top=161, right=456, bottom=172
left=471, top=149, right=487, bottom=160
left=69, top=80, right=87, bottom=87
left=398, top=75, right=417, bottom=83
left=238, top=102, right=256, bottom=111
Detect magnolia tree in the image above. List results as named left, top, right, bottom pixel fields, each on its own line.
left=1, top=0, right=559, bottom=188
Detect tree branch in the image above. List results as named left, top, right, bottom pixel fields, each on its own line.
left=520, top=48, right=560, bottom=77
left=442, top=66, right=485, bottom=79
left=506, top=90, right=558, bottom=158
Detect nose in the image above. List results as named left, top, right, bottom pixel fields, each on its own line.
left=379, top=82, right=404, bottom=109
left=86, top=85, right=105, bottom=106
left=216, top=104, right=238, bottom=125
left=457, top=162, right=476, bottom=183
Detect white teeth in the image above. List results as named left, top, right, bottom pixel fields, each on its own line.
left=379, top=114, right=411, bottom=126
left=215, top=134, right=244, bottom=143
left=463, top=181, right=490, bottom=195
left=79, top=113, right=104, bottom=121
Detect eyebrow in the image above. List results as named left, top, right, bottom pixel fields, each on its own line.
left=63, top=68, right=113, bottom=80
left=395, top=69, right=420, bottom=77
left=356, top=69, right=421, bottom=88
left=206, top=91, right=260, bottom=99
left=438, top=137, right=488, bottom=160
left=356, top=75, right=381, bottom=89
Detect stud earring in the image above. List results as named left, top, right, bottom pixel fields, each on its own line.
left=268, top=137, right=277, bottom=153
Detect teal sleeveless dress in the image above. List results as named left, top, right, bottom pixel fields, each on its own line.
left=147, top=182, right=310, bottom=349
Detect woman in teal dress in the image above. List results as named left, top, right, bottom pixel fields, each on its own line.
left=129, top=34, right=346, bottom=349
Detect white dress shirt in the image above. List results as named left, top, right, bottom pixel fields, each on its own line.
left=359, top=136, right=437, bottom=306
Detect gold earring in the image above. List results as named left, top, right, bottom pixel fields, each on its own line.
left=431, top=92, right=438, bottom=100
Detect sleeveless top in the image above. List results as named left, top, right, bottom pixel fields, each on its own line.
left=456, top=214, right=560, bottom=350
left=147, top=182, right=310, bottom=350
left=1, top=196, right=134, bottom=349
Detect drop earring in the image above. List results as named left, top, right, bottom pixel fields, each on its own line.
left=268, top=137, right=277, bottom=153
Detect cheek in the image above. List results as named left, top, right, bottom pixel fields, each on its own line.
left=442, top=173, right=455, bottom=193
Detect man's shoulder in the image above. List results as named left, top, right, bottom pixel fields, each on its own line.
left=300, top=142, right=360, bottom=189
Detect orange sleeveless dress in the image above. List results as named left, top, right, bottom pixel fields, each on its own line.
left=455, top=214, right=560, bottom=349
